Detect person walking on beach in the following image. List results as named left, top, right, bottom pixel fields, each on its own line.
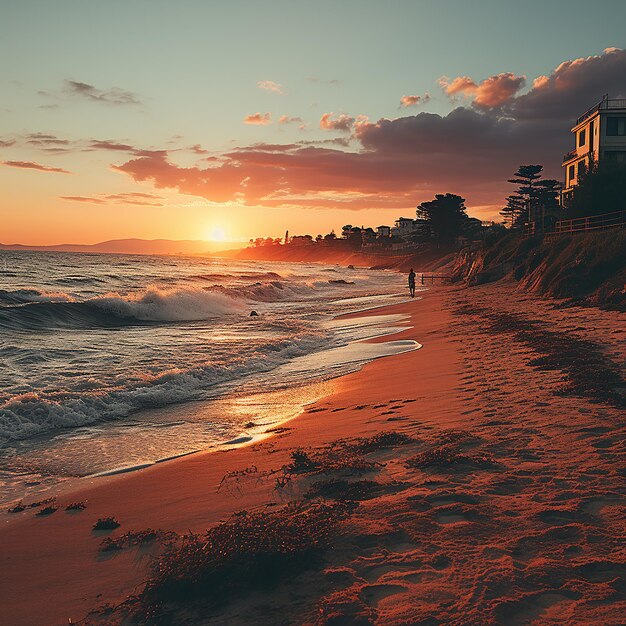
left=408, top=268, right=416, bottom=298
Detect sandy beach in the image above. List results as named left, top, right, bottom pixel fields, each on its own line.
left=1, top=281, right=624, bottom=625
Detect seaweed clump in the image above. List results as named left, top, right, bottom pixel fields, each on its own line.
left=35, top=505, right=57, bottom=516
left=348, top=431, right=415, bottom=453
left=65, top=501, right=87, bottom=511
left=305, top=479, right=385, bottom=501
left=100, top=529, right=176, bottom=553
left=137, top=500, right=355, bottom=619
left=7, top=497, right=56, bottom=514
left=93, top=517, right=121, bottom=531
left=406, top=444, right=496, bottom=471
left=287, top=447, right=379, bottom=476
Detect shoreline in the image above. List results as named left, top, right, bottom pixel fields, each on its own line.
left=0, top=294, right=420, bottom=504
left=1, top=282, right=624, bottom=625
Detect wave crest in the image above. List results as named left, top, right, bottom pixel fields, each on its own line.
left=0, top=286, right=245, bottom=330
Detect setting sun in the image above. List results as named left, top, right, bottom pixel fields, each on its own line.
left=208, top=227, right=226, bottom=241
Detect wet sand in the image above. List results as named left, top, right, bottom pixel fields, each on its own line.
left=1, top=282, right=624, bottom=625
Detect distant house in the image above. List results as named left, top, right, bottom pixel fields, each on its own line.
left=391, top=217, right=417, bottom=238
left=562, top=95, right=626, bottom=202
left=376, top=225, right=391, bottom=238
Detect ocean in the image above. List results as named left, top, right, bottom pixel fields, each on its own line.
left=0, top=250, right=419, bottom=504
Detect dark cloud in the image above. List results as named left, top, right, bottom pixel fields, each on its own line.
left=108, top=48, right=625, bottom=216
left=509, top=47, right=626, bottom=120
left=2, top=160, right=70, bottom=174
left=64, top=80, right=141, bottom=105
left=26, top=133, right=70, bottom=147
left=0, top=139, right=16, bottom=148
left=89, top=140, right=137, bottom=152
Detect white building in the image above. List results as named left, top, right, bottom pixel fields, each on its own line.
left=376, top=225, right=391, bottom=237
left=391, top=217, right=417, bottom=238
left=562, top=96, right=626, bottom=202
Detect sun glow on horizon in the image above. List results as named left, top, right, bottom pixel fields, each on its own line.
left=208, top=227, right=226, bottom=241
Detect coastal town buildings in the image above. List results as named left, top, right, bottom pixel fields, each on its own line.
left=562, top=95, right=626, bottom=202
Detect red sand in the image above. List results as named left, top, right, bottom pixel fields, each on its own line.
left=1, top=283, right=624, bottom=625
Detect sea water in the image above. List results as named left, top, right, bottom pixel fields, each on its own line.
left=0, top=250, right=420, bottom=504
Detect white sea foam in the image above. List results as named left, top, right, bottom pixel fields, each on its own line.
left=92, top=286, right=246, bottom=321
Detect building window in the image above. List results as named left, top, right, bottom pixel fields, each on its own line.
left=568, top=164, right=575, bottom=182
left=606, top=117, right=626, bottom=136
left=578, top=128, right=586, bottom=146
left=605, top=151, right=626, bottom=162
left=577, top=161, right=586, bottom=177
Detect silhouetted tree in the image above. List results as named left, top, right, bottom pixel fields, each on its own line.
left=362, top=227, right=376, bottom=242
left=566, top=161, right=626, bottom=218
left=416, top=193, right=468, bottom=244
left=500, top=194, right=526, bottom=228
left=535, top=179, right=562, bottom=231
left=341, top=225, right=362, bottom=248
left=506, top=165, right=563, bottom=232
left=507, top=165, right=543, bottom=225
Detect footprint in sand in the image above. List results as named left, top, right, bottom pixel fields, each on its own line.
left=359, top=583, right=408, bottom=606
left=362, top=563, right=422, bottom=583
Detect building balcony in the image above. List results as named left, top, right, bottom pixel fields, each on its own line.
left=562, top=149, right=578, bottom=164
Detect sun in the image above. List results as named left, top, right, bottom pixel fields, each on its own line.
left=208, top=227, right=226, bottom=241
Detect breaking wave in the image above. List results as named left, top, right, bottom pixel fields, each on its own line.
left=0, top=286, right=245, bottom=330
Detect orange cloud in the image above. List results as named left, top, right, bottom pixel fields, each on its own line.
left=2, top=160, right=70, bottom=174
left=400, top=93, right=431, bottom=108
left=319, top=113, right=355, bottom=131
left=244, top=112, right=272, bottom=125
left=439, top=73, right=526, bottom=108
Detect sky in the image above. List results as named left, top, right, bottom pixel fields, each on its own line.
left=1, top=0, right=625, bottom=245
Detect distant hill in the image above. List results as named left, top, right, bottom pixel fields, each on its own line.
left=0, top=238, right=245, bottom=256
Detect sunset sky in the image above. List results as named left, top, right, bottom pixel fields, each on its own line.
left=2, top=0, right=626, bottom=245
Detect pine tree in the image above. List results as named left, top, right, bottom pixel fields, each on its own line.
left=507, top=165, right=543, bottom=225
left=499, top=194, right=526, bottom=228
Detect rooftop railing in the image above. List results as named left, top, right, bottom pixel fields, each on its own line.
left=575, top=99, right=626, bottom=126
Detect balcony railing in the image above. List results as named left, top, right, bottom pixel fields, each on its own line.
left=575, top=98, right=626, bottom=126
left=562, top=149, right=578, bottom=163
